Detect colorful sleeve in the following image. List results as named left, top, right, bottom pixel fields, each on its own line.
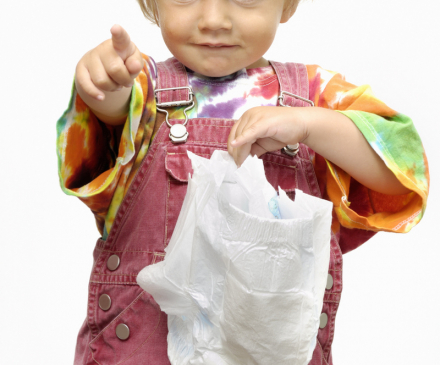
left=56, top=55, right=157, bottom=237
left=307, top=65, right=429, bottom=249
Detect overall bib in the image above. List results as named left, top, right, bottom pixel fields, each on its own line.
left=74, top=58, right=343, bottom=365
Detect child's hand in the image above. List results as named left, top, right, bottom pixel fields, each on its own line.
left=229, top=106, right=410, bottom=195
left=74, top=25, right=144, bottom=125
left=228, top=106, right=308, bottom=166
left=76, top=24, right=143, bottom=101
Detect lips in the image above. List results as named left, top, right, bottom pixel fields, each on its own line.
left=197, top=43, right=235, bottom=48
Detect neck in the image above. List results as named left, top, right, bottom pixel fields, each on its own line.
left=246, top=57, right=270, bottom=69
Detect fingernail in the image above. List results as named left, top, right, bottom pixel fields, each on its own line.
left=231, top=139, right=237, bottom=145
left=116, top=86, right=123, bottom=91
left=97, top=95, right=104, bottom=101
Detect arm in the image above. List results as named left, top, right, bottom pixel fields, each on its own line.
left=229, top=67, right=429, bottom=242
left=228, top=71, right=429, bottom=238
left=228, top=106, right=409, bottom=195
left=57, top=25, right=156, bottom=237
left=303, top=108, right=410, bottom=195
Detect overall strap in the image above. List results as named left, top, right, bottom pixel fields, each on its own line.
left=156, top=58, right=312, bottom=108
left=270, top=61, right=313, bottom=107
left=156, top=57, right=191, bottom=105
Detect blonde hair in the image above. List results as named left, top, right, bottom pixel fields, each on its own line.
left=137, top=0, right=159, bottom=25
left=137, top=0, right=300, bottom=26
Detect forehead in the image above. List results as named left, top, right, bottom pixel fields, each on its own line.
left=154, top=0, right=294, bottom=7
left=141, top=0, right=296, bottom=25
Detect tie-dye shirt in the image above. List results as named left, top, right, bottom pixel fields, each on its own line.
left=56, top=55, right=429, bottom=252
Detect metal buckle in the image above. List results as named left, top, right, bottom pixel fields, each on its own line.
left=278, top=91, right=314, bottom=156
left=155, top=86, right=195, bottom=144
left=278, top=91, right=314, bottom=107
left=282, top=143, right=300, bottom=157
left=155, top=86, right=194, bottom=108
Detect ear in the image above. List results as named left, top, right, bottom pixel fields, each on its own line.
left=280, top=1, right=299, bottom=23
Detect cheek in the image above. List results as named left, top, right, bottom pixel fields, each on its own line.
left=158, top=6, right=193, bottom=50
left=160, top=20, right=185, bottom=48
left=240, top=16, right=279, bottom=52
left=246, top=34, right=276, bottom=58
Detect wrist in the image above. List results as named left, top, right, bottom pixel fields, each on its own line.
left=298, top=107, right=325, bottom=147
left=75, top=79, right=132, bottom=126
left=301, top=108, right=351, bottom=148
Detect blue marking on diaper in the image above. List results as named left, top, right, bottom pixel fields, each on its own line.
left=268, top=195, right=281, bottom=219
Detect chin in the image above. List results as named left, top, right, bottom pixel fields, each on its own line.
left=183, top=59, right=242, bottom=78
left=199, top=68, right=235, bottom=77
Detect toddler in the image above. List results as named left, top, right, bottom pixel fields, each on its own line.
left=57, top=0, right=429, bottom=364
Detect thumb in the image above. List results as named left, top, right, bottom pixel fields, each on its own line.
left=110, top=24, right=135, bottom=61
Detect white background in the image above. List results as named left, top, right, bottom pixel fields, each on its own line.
left=0, top=0, right=439, bottom=364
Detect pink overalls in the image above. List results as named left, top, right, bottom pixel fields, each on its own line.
left=74, top=58, right=343, bottom=365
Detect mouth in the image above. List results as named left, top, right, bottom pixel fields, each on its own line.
left=196, top=43, right=236, bottom=48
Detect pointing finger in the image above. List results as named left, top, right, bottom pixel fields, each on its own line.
left=110, top=24, right=134, bottom=60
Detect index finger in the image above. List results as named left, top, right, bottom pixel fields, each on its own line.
left=110, top=24, right=133, bottom=60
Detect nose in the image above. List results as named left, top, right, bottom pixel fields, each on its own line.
left=198, top=0, right=232, bottom=32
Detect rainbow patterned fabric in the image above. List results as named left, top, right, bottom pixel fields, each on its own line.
left=57, top=55, right=429, bottom=247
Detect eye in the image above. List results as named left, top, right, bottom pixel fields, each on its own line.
left=171, top=0, right=196, bottom=4
left=232, top=0, right=261, bottom=6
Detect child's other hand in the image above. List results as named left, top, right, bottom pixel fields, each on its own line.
left=228, top=106, right=308, bottom=166
left=75, top=24, right=144, bottom=101
left=229, top=106, right=411, bottom=195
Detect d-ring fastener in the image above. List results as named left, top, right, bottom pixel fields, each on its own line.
left=155, top=86, right=195, bottom=144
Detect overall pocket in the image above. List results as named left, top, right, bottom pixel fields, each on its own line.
left=87, top=240, right=170, bottom=364
left=164, top=144, right=225, bottom=246
left=164, top=144, right=303, bottom=245
left=89, top=289, right=169, bottom=364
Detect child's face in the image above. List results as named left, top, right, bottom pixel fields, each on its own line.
left=156, top=0, right=294, bottom=77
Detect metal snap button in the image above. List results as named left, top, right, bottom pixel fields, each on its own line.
left=282, top=143, right=299, bottom=157
left=326, top=274, right=334, bottom=290
left=116, top=323, right=130, bottom=341
left=98, top=294, right=111, bottom=311
left=170, top=124, right=187, bottom=138
left=169, top=124, right=188, bottom=143
left=107, top=255, right=120, bottom=271
left=319, top=313, right=328, bottom=329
